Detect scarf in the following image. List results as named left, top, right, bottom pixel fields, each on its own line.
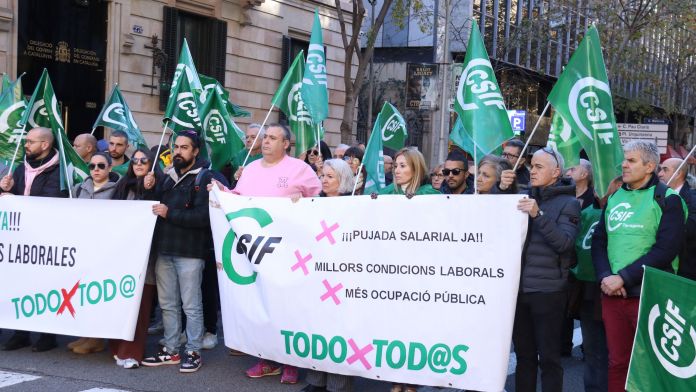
left=23, top=150, right=59, bottom=196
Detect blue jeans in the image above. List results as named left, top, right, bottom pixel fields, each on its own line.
left=156, top=254, right=204, bottom=352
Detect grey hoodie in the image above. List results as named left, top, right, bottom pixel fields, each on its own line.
left=73, top=172, right=120, bottom=199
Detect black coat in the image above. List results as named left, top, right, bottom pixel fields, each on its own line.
left=677, top=183, right=696, bottom=281
left=10, top=150, right=67, bottom=198
left=154, top=159, right=214, bottom=259
left=521, top=177, right=581, bottom=293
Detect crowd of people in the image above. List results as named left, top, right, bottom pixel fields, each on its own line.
left=0, top=123, right=694, bottom=392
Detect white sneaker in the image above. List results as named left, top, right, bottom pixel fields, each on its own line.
left=201, top=332, right=218, bottom=350
left=158, top=332, right=187, bottom=347
left=122, top=358, right=139, bottom=369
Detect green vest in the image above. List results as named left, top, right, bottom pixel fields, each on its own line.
left=606, top=185, right=684, bottom=274
left=111, top=161, right=129, bottom=177
left=572, top=204, right=602, bottom=282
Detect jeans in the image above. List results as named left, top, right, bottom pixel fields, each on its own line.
left=601, top=295, right=639, bottom=392
left=156, top=253, right=204, bottom=352
left=513, top=291, right=566, bottom=392
left=580, top=298, right=608, bottom=392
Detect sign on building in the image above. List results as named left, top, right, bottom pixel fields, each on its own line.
left=617, top=123, right=668, bottom=154
left=507, top=110, right=526, bottom=134
left=406, top=63, right=438, bottom=110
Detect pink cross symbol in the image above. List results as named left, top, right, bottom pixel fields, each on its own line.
left=315, top=220, right=339, bottom=245
left=347, top=338, right=373, bottom=370
left=291, top=250, right=312, bottom=276
left=320, top=279, right=343, bottom=305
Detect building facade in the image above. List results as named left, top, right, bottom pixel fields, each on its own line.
left=0, top=0, right=355, bottom=148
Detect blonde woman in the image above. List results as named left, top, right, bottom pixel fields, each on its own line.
left=379, top=147, right=439, bottom=196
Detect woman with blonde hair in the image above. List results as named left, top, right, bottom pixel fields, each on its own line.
left=379, top=147, right=439, bottom=195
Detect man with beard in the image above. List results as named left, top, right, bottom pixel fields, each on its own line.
left=141, top=131, right=212, bottom=373
left=0, top=127, right=66, bottom=352
left=440, top=150, right=474, bottom=194
left=108, top=130, right=130, bottom=176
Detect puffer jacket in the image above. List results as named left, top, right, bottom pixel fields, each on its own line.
left=73, top=172, right=120, bottom=199
left=520, top=177, right=581, bottom=293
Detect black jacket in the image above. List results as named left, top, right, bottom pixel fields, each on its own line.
left=155, top=159, right=214, bottom=259
left=592, top=174, right=686, bottom=297
left=676, top=184, right=696, bottom=281
left=521, top=177, right=581, bottom=293
left=439, top=177, right=475, bottom=195
left=10, top=149, right=67, bottom=198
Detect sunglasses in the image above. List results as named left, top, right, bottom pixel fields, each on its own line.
left=308, top=150, right=319, bottom=156
left=442, top=168, right=464, bottom=176
left=88, top=163, right=108, bottom=170
left=540, top=147, right=560, bottom=168
left=132, top=157, right=150, bottom=165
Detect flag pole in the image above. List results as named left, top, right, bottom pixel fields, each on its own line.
left=54, top=129, right=74, bottom=198
left=6, top=127, right=27, bottom=176
left=351, top=163, right=364, bottom=196
left=513, top=101, right=551, bottom=172
left=151, top=120, right=170, bottom=173
left=315, top=122, right=322, bottom=160
left=667, top=144, right=696, bottom=186
left=242, top=105, right=274, bottom=167
left=473, top=140, right=479, bottom=194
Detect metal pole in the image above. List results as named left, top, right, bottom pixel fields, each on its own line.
left=513, top=101, right=551, bottom=172
left=366, top=0, right=377, bottom=139
left=436, top=0, right=452, bottom=165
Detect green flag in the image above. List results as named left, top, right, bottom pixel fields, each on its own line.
left=301, top=9, right=329, bottom=124
left=93, top=85, right=147, bottom=149
left=449, top=117, right=499, bottom=164
left=363, top=113, right=386, bottom=194
left=453, top=20, right=514, bottom=156
left=19, top=69, right=88, bottom=191
left=547, top=26, right=622, bottom=197
left=376, top=102, right=407, bottom=151
left=547, top=111, right=581, bottom=168
left=626, top=267, right=696, bottom=391
left=199, top=74, right=251, bottom=118
left=164, top=39, right=203, bottom=126
left=272, top=51, right=319, bottom=156
left=0, top=76, right=26, bottom=168
left=198, top=84, right=246, bottom=171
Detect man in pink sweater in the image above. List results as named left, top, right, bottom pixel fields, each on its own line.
left=212, top=123, right=320, bottom=383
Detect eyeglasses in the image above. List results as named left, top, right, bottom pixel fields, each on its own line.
left=88, top=163, right=108, bottom=170
left=132, top=157, right=150, bottom=165
left=442, top=168, right=464, bottom=176
left=502, top=152, right=520, bottom=159
left=309, top=149, right=319, bottom=156
left=540, top=147, right=560, bottom=168
left=430, top=172, right=444, bottom=178
left=25, top=139, right=46, bottom=145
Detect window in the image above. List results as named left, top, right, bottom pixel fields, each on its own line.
left=160, top=6, right=227, bottom=110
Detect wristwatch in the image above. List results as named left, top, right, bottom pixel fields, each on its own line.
left=533, top=210, right=544, bottom=219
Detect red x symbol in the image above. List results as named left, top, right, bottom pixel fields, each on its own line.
left=320, top=279, right=343, bottom=305
left=347, top=338, right=373, bottom=370
left=315, top=220, right=339, bottom=245
left=291, top=250, right=312, bottom=276
left=57, top=281, right=80, bottom=318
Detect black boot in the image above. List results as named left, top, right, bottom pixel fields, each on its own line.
left=2, top=331, right=31, bottom=351
left=32, top=333, right=57, bottom=352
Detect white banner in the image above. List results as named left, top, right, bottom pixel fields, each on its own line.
left=0, top=196, right=157, bottom=340
left=210, top=190, right=528, bottom=391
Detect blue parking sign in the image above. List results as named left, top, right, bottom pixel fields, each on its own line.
left=507, top=110, right=526, bottom=134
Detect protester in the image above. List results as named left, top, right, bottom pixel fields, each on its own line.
left=592, top=141, right=686, bottom=392
left=566, top=159, right=608, bottom=392
left=333, top=143, right=349, bottom=159
left=439, top=150, right=473, bottom=195
left=477, top=155, right=516, bottom=194
left=231, top=123, right=264, bottom=182
left=429, top=163, right=444, bottom=190
left=343, top=146, right=366, bottom=195
left=0, top=127, right=66, bottom=352
left=212, top=123, right=321, bottom=384
left=71, top=152, right=119, bottom=200
left=301, top=159, right=355, bottom=392
left=108, top=130, right=131, bottom=176
left=658, top=158, right=696, bottom=281
left=379, top=148, right=439, bottom=196
left=502, top=139, right=530, bottom=190
left=109, top=148, right=160, bottom=369
left=141, top=131, right=214, bottom=373
left=73, top=133, right=98, bottom=163
left=384, top=154, right=394, bottom=185
left=513, top=147, right=580, bottom=392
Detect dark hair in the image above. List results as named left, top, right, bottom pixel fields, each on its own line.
left=110, top=130, right=129, bottom=141
left=266, top=123, right=292, bottom=141
left=113, top=147, right=162, bottom=200
left=304, top=141, right=332, bottom=164
left=445, top=150, right=469, bottom=171
left=175, top=130, right=201, bottom=149
left=90, top=151, right=112, bottom=166
left=344, top=146, right=364, bottom=162
left=506, top=139, right=525, bottom=153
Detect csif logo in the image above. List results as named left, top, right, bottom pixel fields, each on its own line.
left=606, top=202, right=633, bottom=232
left=648, top=298, right=696, bottom=378
left=102, top=103, right=138, bottom=131
left=288, top=83, right=313, bottom=125
left=221, top=208, right=283, bottom=285
left=203, top=109, right=228, bottom=144
left=380, top=114, right=406, bottom=144
left=567, top=77, right=616, bottom=145
left=456, top=58, right=505, bottom=112
left=581, top=221, right=599, bottom=250
left=172, top=91, right=202, bottom=129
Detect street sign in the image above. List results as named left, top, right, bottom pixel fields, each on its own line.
left=507, top=110, right=526, bottom=134
left=617, top=123, right=668, bottom=154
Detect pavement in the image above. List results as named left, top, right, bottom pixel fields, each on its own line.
left=0, top=322, right=587, bottom=392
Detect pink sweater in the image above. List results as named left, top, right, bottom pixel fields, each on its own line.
left=232, top=155, right=321, bottom=197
